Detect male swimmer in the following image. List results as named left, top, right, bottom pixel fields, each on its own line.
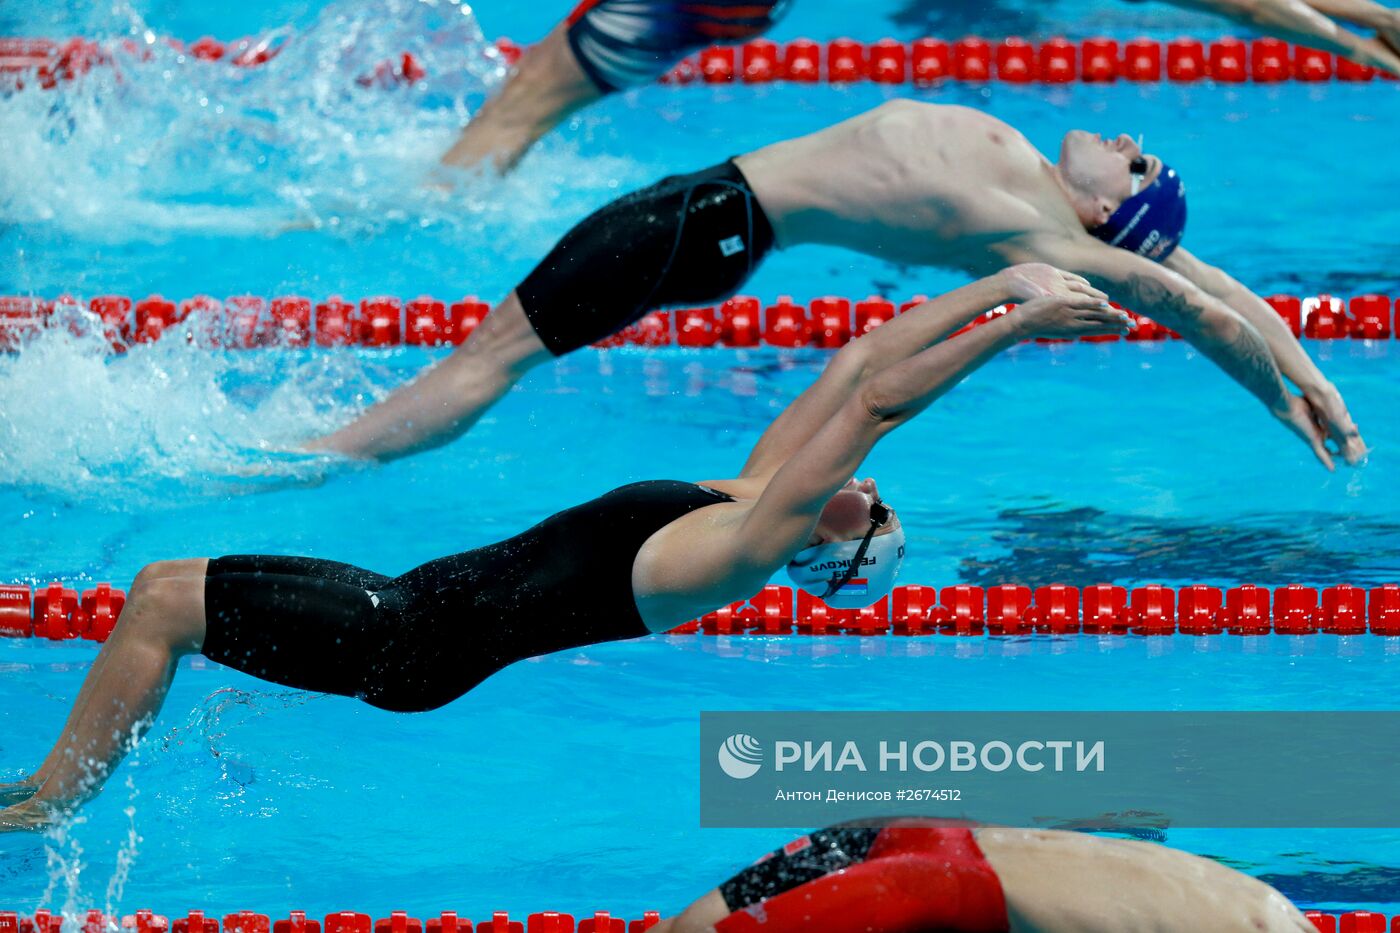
left=653, top=817, right=1318, bottom=932
left=0, top=266, right=1130, bottom=830
left=442, top=0, right=793, bottom=171
left=320, top=102, right=1367, bottom=469
left=446, top=0, right=1400, bottom=171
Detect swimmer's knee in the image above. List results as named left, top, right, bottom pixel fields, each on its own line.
left=121, top=570, right=207, bottom=653
left=131, top=558, right=208, bottom=592
left=450, top=293, right=549, bottom=375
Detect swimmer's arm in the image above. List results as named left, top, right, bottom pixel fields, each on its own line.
left=734, top=299, right=1124, bottom=569
left=737, top=274, right=1015, bottom=482
left=1034, top=237, right=1339, bottom=468
left=1149, top=0, right=1400, bottom=74
left=652, top=891, right=730, bottom=933
left=1165, top=247, right=1367, bottom=462
left=637, top=299, right=1123, bottom=615
left=440, top=24, right=605, bottom=173
left=1163, top=248, right=1327, bottom=390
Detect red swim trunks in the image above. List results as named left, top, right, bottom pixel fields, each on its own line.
left=714, top=819, right=1009, bottom=932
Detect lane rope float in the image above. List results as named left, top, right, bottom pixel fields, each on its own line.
left=3, top=34, right=1397, bottom=89
left=4, top=582, right=1398, bottom=642
left=0, top=904, right=1388, bottom=933
left=0, top=292, right=1392, bottom=352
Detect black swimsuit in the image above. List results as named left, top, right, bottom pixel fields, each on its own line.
left=517, top=159, right=776, bottom=356
left=201, top=480, right=733, bottom=712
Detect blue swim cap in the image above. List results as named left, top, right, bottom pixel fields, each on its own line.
left=1091, top=165, right=1187, bottom=262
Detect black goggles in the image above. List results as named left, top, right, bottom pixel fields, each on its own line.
left=821, top=500, right=892, bottom=599
left=1129, top=155, right=1150, bottom=195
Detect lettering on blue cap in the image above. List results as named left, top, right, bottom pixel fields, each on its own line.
left=1092, top=166, right=1188, bottom=262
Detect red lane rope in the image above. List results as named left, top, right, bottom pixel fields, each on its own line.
left=2, top=34, right=1396, bottom=88
left=5, top=582, right=1398, bottom=642
left=675, top=35, right=1399, bottom=85
left=0, top=909, right=660, bottom=933
left=0, top=292, right=1393, bottom=352
left=0, top=904, right=1387, bottom=932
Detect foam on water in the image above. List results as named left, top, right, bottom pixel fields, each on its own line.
left=0, top=307, right=407, bottom=505
left=0, top=0, right=650, bottom=242
left=0, top=0, right=497, bottom=233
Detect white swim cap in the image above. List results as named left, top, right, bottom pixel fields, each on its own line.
left=786, top=520, right=906, bottom=609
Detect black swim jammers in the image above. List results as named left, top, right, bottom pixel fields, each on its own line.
left=201, top=481, right=733, bottom=713
left=517, top=159, right=775, bottom=356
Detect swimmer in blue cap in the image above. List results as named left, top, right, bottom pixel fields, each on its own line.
left=316, top=103, right=1364, bottom=472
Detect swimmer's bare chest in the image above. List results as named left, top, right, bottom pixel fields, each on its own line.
left=740, top=102, right=1069, bottom=271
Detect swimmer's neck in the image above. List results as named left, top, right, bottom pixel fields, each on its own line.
left=1043, top=159, right=1098, bottom=230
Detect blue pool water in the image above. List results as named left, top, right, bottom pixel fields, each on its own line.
left=2, top=0, right=1399, bottom=922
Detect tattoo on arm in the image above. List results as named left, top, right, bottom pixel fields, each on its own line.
left=1126, top=273, right=1287, bottom=410
left=1225, top=318, right=1288, bottom=408
left=1127, top=272, right=1203, bottom=326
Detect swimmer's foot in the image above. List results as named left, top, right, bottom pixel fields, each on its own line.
left=0, top=802, right=52, bottom=834
left=0, top=781, right=39, bottom=808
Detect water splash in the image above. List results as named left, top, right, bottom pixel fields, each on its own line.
left=180, top=687, right=326, bottom=793
left=4, top=687, right=326, bottom=912
left=0, top=0, right=510, bottom=237
left=38, top=814, right=92, bottom=924
left=102, top=789, right=141, bottom=913
left=0, top=307, right=397, bottom=505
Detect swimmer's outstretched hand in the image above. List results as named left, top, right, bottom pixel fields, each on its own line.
left=1302, top=382, right=1369, bottom=466
left=999, top=263, right=1109, bottom=305
left=1011, top=294, right=1135, bottom=340
left=1276, top=393, right=1341, bottom=471
left=1177, top=0, right=1400, bottom=76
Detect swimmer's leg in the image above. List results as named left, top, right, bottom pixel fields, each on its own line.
left=0, top=560, right=209, bottom=832
left=440, top=21, right=602, bottom=173
left=206, top=554, right=391, bottom=590
left=304, top=290, right=551, bottom=461
left=16, top=559, right=208, bottom=797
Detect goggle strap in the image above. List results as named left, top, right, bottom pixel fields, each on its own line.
left=820, top=504, right=887, bottom=599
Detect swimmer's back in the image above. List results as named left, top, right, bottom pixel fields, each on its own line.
left=978, top=828, right=1315, bottom=932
